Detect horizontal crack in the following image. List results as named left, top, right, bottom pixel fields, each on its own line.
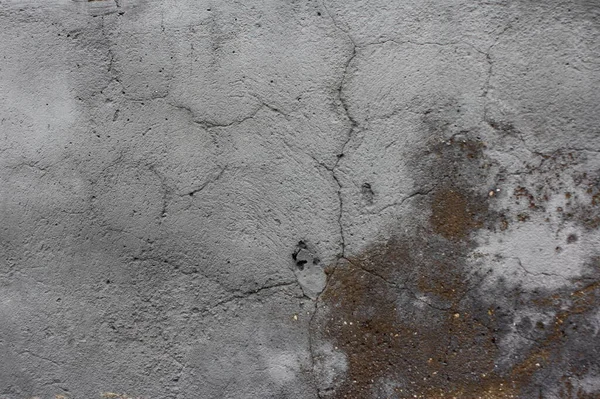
left=200, top=281, right=300, bottom=314
left=370, top=187, right=435, bottom=214
left=508, top=256, right=569, bottom=280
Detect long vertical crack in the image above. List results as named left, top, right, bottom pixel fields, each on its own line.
left=309, top=3, right=358, bottom=398
left=321, top=0, right=358, bottom=262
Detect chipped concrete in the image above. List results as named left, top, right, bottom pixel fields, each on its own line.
left=1, top=0, right=599, bottom=398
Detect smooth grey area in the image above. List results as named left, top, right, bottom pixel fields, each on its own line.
left=0, top=1, right=599, bottom=399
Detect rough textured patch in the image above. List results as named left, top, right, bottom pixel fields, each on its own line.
left=313, top=134, right=600, bottom=399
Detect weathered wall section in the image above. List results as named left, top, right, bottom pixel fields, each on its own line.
left=1, top=1, right=599, bottom=398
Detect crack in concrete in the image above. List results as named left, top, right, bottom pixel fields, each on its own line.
left=289, top=14, right=360, bottom=390
left=309, top=4, right=361, bottom=396
left=352, top=261, right=407, bottom=290
left=403, top=286, right=453, bottom=313
left=509, top=256, right=570, bottom=281
left=481, top=21, right=514, bottom=116
left=199, top=280, right=300, bottom=316
left=184, top=165, right=227, bottom=198
left=98, top=15, right=170, bottom=102
left=321, top=0, right=358, bottom=261
left=369, top=187, right=435, bottom=215
left=171, top=99, right=287, bottom=131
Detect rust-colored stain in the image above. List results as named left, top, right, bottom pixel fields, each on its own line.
left=319, top=236, right=600, bottom=398
left=315, top=130, right=600, bottom=398
left=514, top=186, right=539, bottom=210
left=321, top=239, right=517, bottom=399
left=430, top=187, right=483, bottom=241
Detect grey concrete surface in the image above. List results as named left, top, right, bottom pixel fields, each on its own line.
left=0, top=1, right=599, bottom=398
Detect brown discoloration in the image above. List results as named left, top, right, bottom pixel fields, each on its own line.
left=315, top=126, right=600, bottom=398
left=322, top=240, right=497, bottom=398
left=514, top=186, right=539, bottom=210
left=514, top=279, right=600, bottom=398
left=430, top=187, right=484, bottom=241
left=501, top=150, right=600, bottom=231
left=319, top=237, right=600, bottom=398
left=317, top=134, right=516, bottom=398
left=320, top=236, right=520, bottom=399
left=560, top=377, right=600, bottom=399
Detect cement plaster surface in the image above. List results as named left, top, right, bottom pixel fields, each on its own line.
left=1, top=1, right=599, bottom=398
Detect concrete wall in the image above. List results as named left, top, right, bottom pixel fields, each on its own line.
left=1, top=1, right=599, bottom=398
